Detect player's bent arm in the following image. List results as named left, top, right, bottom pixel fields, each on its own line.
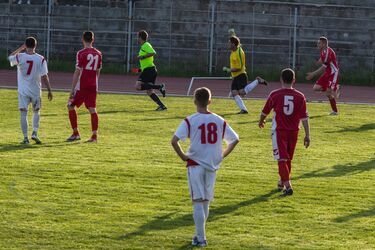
left=301, top=119, right=310, bottom=148
left=9, top=44, right=26, bottom=57
left=41, top=74, right=53, bottom=101
left=223, top=139, right=239, bottom=158
left=70, top=68, right=81, bottom=96
left=171, top=135, right=189, bottom=161
left=306, top=65, right=325, bottom=80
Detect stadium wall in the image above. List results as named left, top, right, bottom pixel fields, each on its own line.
left=0, top=0, right=374, bottom=84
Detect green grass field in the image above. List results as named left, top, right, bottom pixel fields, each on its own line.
left=0, top=89, right=374, bottom=249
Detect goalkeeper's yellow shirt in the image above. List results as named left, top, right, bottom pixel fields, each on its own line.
left=230, top=46, right=246, bottom=78
left=139, top=41, right=156, bottom=71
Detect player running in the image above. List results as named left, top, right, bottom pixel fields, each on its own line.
left=67, top=31, right=102, bottom=142
left=306, top=36, right=340, bottom=115
left=171, top=87, right=239, bottom=247
left=259, top=68, right=310, bottom=196
left=223, top=35, right=267, bottom=114
left=135, top=30, right=167, bottom=111
left=8, top=37, right=53, bottom=144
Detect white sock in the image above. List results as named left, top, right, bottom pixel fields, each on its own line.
left=234, top=95, right=247, bottom=111
left=203, top=201, right=210, bottom=221
left=32, top=110, right=40, bottom=133
left=244, top=79, right=259, bottom=94
left=20, top=110, right=28, bottom=138
left=193, top=202, right=206, bottom=242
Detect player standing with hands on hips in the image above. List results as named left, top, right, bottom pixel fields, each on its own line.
left=67, top=31, right=102, bottom=142
left=306, top=36, right=340, bottom=115
left=171, top=87, right=239, bottom=247
left=259, top=68, right=310, bottom=196
left=8, top=37, right=53, bottom=144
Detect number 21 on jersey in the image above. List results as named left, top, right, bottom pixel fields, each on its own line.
left=86, top=54, right=99, bottom=70
left=198, top=123, right=218, bottom=144
left=283, top=95, right=294, bottom=115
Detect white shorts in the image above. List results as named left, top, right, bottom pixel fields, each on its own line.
left=187, top=165, right=216, bottom=201
left=18, top=94, right=41, bottom=111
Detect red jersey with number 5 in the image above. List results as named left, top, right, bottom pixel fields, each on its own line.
left=262, top=88, right=308, bottom=131
left=76, top=47, right=102, bottom=90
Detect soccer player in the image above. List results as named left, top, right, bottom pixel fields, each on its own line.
left=259, top=68, right=310, bottom=196
left=8, top=37, right=53, bottom=144
left=67, top=31, right=102, bottom=142
left=306, top=36, right=340, bottom=115
left=135, top=30, right=167, bottom=111
left=171, top=87, right=239, bottom=247
left=223, top=36, right=267, bottom=114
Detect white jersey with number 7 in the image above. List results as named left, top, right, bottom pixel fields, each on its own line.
left=175, top=112, right=239, bottom=171
left=8, top=53, right=48, bottom=97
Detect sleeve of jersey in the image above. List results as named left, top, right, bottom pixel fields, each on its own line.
left=261, top=96, right=273, bottom=116
left=144, top=43, right=156, bottom=54
left=223, top=123, right=239, bottom=144
left=174, top=120, right=189, bottom=142
left=76, top=52, right=83, bottom=69
left=40, top=58, right=48, bottom=76
left=8, top=55, right=19, bottom=67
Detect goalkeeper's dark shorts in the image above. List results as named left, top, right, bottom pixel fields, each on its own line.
left=138, top=66, right=157, bottom=84
left=231, top=73, right=248, bottom=91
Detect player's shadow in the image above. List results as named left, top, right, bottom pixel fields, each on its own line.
left=325, top=123, right=375, bottom=133
left=99, top=109, right=157, bottom=115
left=294, top=159, right=375, bottom=180
left=308, top=114, right=326, bottom=120
left=116, top=189, right=279, bottom=241
left=0, top=141, right=79, bottom=152
left=334, top=206, right=375, bottom=223
left=131, top=116, right=185, bottom=122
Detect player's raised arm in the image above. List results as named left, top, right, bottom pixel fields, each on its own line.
left=171, top=135, right=189, bottom=161
left=8, top=44, right=26, bottom=66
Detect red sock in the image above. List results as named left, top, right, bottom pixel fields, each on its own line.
left=287, top=160, right=292, bottom=177
left=91, top=112, right=98, bottom=133
left=68, top=109, right=78, bottom=133
left=278, top=161, right=291, bottom=188
left=329, top=97, right=338, bottom=112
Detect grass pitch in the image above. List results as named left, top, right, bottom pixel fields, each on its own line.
left=0, top=89, right=374, bottom=249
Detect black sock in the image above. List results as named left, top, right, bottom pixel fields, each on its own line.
left=149, top=93, right=164, bottom=107
left=141, top=82, right=161, bottom=90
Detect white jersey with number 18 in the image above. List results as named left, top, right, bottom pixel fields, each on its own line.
left=8, top=52, right=48, bottom=97
left=175, top=112, right=239, bottom=171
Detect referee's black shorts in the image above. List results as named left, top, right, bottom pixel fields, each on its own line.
left=138, top=66, right=157, bottom=84
left=231, top=73, right=248, bottom=91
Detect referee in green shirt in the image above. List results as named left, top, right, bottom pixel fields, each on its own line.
left=135, top=30, right=167, bottom=111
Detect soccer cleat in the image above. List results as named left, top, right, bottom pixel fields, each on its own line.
left=159, top=83, right=166, bottom=97
left=155, top=106, right=168, bottom=111
left=281, top=188, right=293, bottom=196
left=237, top=109, right=248, bottom=114
left=192, top=237, right=207, bottom=247
left=31, top=133, right=42, bottom=144
left=86, top=135, right=97, bottom=143
left=256, top=76, right=268, bottom=86
left=329, top=111, right=339, bottom=116
left=21, top=137, right=30, bottom=144
left=66, top=134, right=81, bottom=142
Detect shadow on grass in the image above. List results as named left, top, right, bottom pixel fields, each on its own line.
left=294, top=159, right=375, bottom=180
left=131, top=116, right=185, bottom=122
left=326, top=123, right=375, bottom=133
left=100, top=109, right=157, bottom=115
left=334, top=206, right=375, bottom=223
left=116, top=189, right=279, bottom=241
left=0, top=140, right=80, bottom=152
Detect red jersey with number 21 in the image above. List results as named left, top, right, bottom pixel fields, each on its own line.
left=76, top=47, right=102, bottom=90
left=262, top=88, right=308, bottom=131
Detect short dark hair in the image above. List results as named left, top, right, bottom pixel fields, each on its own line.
left=138, top=30, right=148, bottom=41
left=25, top=37, right=37, bottom=49
left=229, top=36, right=240, bottom=47
left=83, top=31, right=94, bottom=43
left=319, top=36, right=328, bottom=45
left=194, top=87, right=211, bottom=107
left=281, top=68, right=295, bottom=84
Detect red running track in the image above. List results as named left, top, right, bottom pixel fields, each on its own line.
left=0, top=69, right=374, bottom=104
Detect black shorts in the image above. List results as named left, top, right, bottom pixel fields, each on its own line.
left=231, top=73, right=248, bottom=91
left=138, top=66, right=157, bottom=84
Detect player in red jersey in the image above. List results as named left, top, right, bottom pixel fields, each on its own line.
left=259, top=68, right=310, bottom=196
left=67, top=31, right=102, bottom=142
left=306, top=36, right=340, bottom=115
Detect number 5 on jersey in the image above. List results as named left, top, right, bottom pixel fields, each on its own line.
left=283, top=95, right=294, bottom=115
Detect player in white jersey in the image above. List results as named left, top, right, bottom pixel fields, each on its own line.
left=8, top=37, right=53, bottom=144
left=171, top=87, right=239, bottom=247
